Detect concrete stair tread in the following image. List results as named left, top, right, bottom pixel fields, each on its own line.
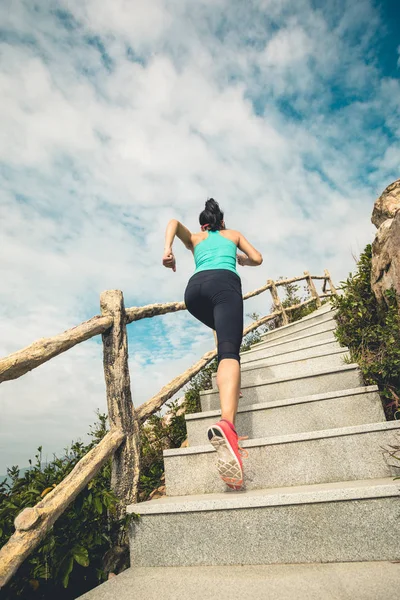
left=243, top=328, right=336, bottom=357
left=233, top=348, right=349, bottom=378
left=260, top=303, right=335, bottom=338
left=187, top=386, right=379, bottom=422
left=200, top=363, right=360, bottom=396
left=240, top=338, right=342, bottom=365
left=165, top=420, right=400, bottom=457
left=238, top=346, right=348, bottom=373
left=76, top=562, right=400, bottom=600
left=128, top=477, right=400, bottom=515
left=255, top=313, right=336, bottom=346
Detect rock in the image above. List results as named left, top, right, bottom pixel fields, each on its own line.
left=371, top=211, right=400, bottom=305
left=102, top=545, right=129, bottom=576
left=371, top=179, right=400, bottom=228
left=149, top=485, right=166, bottom=500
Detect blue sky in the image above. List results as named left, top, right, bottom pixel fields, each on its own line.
left=0, top=0, right=399, bottom=472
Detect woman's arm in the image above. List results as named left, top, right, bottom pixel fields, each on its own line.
left=237, top=232, right=263, bottom=266
left=164, top=219, right=193, bottom=251
left=163, top=219, right=193, bottom=272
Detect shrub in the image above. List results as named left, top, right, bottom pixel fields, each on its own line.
left=0, top=413, right=136, bottom=600
left=330, top=245, right=400, bottom=420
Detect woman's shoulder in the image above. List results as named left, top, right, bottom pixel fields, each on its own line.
left=220, top=229, right=240, bottom=245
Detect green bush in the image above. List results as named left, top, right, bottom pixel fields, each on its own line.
left=0, top=413, right=137, bottom=600
left=139, top=398, right=187, bottom=501
left=182, top=359, right=219, bottom=415
left=330, top=245, right=400, bottom=420
left=280, top=280, right=319, bottom=323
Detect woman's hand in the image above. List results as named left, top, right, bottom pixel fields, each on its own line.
left=237, top=253, right=249, bottom=267
left=163, top=249, right=176, bottom=272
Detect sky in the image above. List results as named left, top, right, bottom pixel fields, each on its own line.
left=0, top=0, right=399, bottom=473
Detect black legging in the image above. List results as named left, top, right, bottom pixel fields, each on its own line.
left=184, top=269, right=244, bottom=363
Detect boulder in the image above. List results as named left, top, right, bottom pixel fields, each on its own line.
left=371, top=211, right=400, bottom=305
left=371, top=179, right=400, bottom=228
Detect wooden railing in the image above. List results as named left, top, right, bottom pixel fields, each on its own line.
left=0, top=269, right=337, bottom=587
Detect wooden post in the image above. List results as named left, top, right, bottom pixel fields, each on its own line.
left=304, top=271, right=322, bottom=307
left=323, top=269, right=338, bottom=295
left=100, top=290, right=141, bottom=520
left=268, top=280, right=289, bottom=326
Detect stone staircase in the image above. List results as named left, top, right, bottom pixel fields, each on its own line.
left=79, top=303, right=400, bottom=599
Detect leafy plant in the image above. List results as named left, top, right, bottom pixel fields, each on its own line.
left=138, top=398, right=188, bottom=502
left=330, top=244, right=400, bottom=420
left=0, top=412, right=138, bottom=600
left=182, top=359, right=218, bottom=415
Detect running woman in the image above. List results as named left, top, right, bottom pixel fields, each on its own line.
left=162, top=199, right=263, bottom=490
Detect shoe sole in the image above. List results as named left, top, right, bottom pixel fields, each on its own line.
left=207, top=425, right=244, bottom=490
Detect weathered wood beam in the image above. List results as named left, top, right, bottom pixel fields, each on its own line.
left=274, top=274, right=315, bottom=286
left=304, top=271, right=322, bottom=307
left=242, top=282, right=272, bottom=300
left=323, top=269, right=338, bottom=295
left=0, top=428, right=124, bottom=589
left=125, top=301, right=186, bottom=323
left=285, top=297, right=317, bottom=312
left=101, top=291, right=141, bottom=516
left=0, top=315, right=113, bottom=384
left=136, top=349, right=217, bottom=423
left=268, top=280, right=289, bottom=326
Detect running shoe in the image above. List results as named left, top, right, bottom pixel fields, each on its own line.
left=207, top=418, right=249, bottom=490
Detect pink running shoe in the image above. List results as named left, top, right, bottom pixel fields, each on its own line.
left=207, top=419, right=249, bottom=490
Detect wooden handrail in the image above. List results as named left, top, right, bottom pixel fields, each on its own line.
left=0, top=273, right=334, bottom=384
left=0, top=315, right=113, bottom=384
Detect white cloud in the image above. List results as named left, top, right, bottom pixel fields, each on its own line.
left=262, top=25, right=313, bottom=67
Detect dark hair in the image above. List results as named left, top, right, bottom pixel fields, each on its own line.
left=199, top=198, right=225, bottom=231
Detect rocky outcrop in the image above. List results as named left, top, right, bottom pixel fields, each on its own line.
left=371, top=179, right=400, bottom=228
left=371, top=180, right=400, bottom=306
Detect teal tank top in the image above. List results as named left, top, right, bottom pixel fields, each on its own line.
left=193, top=231, right=239, bottom=276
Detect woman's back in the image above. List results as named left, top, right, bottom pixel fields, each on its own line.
left=193, top=230, right=239, bottom=275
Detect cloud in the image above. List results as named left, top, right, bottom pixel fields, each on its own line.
left=0, top=0, right=399, bottom=472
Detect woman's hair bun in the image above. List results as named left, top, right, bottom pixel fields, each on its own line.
left=199, top=198, right=225, bottom=231
left=205, top=198, right=220, bottom=212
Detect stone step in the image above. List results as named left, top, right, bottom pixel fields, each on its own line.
left=259, top=303, right=336, bottom=343
left=251, top=315, right=336, bottom=349
left=127, top=478, right=400, bottom=567
left=240, top=337, right=341, bottom=367
left=164, top=421, right=400, bottom=496
left=212, top=348, right=349, bottom=389
left=241, top=328, right=337, bottom=362
left=200, top=364, right=363, bottom=412
left=186, top=386, right=385, bottom=446
left=77, top=562, right=400, bottom=600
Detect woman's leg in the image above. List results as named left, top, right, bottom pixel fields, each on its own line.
left=214, top=329, right=243, bottom=415
left=212, top=283, right=244, bottom=427
left=185, top=272, right=243, bottom=427
left=217, top=358, right=241, bottom=425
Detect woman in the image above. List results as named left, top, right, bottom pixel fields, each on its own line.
left=162, top=199, right=263, bottom=490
